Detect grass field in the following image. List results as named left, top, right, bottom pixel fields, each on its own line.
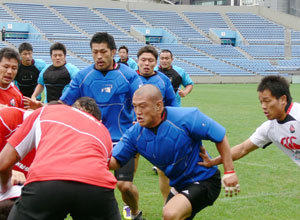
left=68, top=83, right=300, bottom=220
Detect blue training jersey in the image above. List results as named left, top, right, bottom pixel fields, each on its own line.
left=138, top=71, right=178, bottom=107
left=60, top=63, right=143, bottom=142
left=113, top=107, right=224, bottom=190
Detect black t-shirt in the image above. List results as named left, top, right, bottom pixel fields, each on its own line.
left=158, top=66, right=182, bottom=93
left=43, top=65, right=71, bottom=102
left=15, top=62, right=40, bottom=97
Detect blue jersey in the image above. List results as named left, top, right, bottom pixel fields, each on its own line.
left=138, top=71, right=178, bottom=107
left=38, top=63, right=79, bottom=103
left=60, top=63, right=143, bottom=142
left=113, top=107, right=224, bottom=190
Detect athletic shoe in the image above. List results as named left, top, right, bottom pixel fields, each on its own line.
left=152, top=166, right=158, bottom=175
left=132, top=211, right=146, bottom=220
left=122, top=205, right=131, bottom=220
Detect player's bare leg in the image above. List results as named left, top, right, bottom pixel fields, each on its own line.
left=163, top=194, right=192, bottom=220
left=157, top=168, right=170, bottom=203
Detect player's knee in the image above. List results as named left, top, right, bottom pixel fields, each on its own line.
left=117, top=181, right=132, bottom=193
left=162, top=206, right=177, bottom=220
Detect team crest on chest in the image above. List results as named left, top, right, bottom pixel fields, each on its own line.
left=10, top=98, right=16, bottom=106
left=290, top=125, right=295, bottom=133
left=101, top=84, right=113, bottom=93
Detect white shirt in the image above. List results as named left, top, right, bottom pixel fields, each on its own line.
left=250, top=102, right=300, bottom=167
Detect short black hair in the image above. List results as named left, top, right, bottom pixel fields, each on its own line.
left=0, top=47, right=21, bottom=63
left=18, top=42, right=33, bottom=54
left=72, top=97, right=101, bottom=121
left=137, top=45, right=158, bottom=60
left=50, top=42, right=66, bottom=56
left=90, top=32, right=116, bottom=50
left=118, top=45, right=128, bottom=53
left=257, top=75, right=292, bottom=105
left=160, top=49, right=173, bottom=58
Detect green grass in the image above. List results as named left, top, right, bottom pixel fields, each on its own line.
left=67, top=83, right=300, bottom=220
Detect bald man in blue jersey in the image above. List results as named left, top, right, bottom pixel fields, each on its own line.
left=110, top=84, right=239, bottom=220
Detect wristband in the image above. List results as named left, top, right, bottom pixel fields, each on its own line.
left=224, top=170, right=235, bottom=175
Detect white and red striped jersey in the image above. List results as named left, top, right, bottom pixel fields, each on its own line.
left=8, top=105, right=117, bottom=189
left=0, top=83, right=24, bottom=108
left=250, top=102, right=300, bottom=167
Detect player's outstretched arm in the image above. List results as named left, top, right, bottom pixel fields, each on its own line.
left=0, top=143, right=21, bottom=193
left=199, top=138, right=259, bottom=167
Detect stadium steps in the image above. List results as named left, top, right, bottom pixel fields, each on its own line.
left=285, top=29, right=292, bottom=59
left=91, top=8, right=129, bottom=37
left=177, top=12, right=212, bottom=43
left=48, top=6, right=90, bottom=38
left=129, top=10, right=153, bottom=28
left=1, top=3, right=21, bottom=22
left=235, top=47, right=253, bottom=59
left=177, top=57, right=217, bottom=75
left=220, top=12, right=249, bottom=45
left=191, top=46, right=255, bottom=74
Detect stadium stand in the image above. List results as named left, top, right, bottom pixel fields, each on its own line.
left=0, top=0, right=299, bottom=83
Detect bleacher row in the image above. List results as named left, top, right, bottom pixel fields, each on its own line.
left=0, top=2, right=300, bottom=76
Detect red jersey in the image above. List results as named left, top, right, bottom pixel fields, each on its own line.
left=0, top=107, right=35, bottom=176
left=8, top=105, right=117, bottom=189
left=0, top=83, right=24, bottom=108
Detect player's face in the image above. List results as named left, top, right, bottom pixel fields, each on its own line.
left=51, top=50, right=66, bottom=67
left=20, top=50, right=33, bottom=66
left=92, top=43, right=116, bottom=71
left=159, top=52, right=173, bottom=69
left=258, top=89, right=287, bottom=121
left=118, top=49, right=128, bottom=61
left=133, top=94, right=161, bottom=128
left=138, top=52, right=157, bottom=77
left=0, top=57, right=18, bottom=88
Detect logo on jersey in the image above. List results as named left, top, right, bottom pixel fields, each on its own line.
left=281, top=136, right=300, bottom=150
left=9, top=98, right=16, bottom=106
left=101, top=85, right=113, bottom=93
left=290, top=125, right=295, bottom=133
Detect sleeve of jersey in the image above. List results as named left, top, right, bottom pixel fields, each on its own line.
left=112, top=127, right=138, bottom=167
left=174, top=66, right=193, bottom=87
left=66, top=63, right=80, bottom=79
left=249, top=121, right=272, bottom=148
left=188, top=109, right=226, bottom=143
left=129, top=72, right=143, bottom=97
left=37, top=65, right=48, bottom=86
left=34, top=59, right=47, bottom=72
left=165, top=80, right=179, bottom=107
left=59, top=71, right=82, bottom=105
left=7, top=108, right=41, bottom=160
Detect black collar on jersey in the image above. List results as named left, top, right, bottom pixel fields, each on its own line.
left=118, top=58, right=129, bottom=63
left=158, top=65, right=173, bottom=71
left=97, top=61, right=119, bottom=76
left=136, top=70, right=157, bottom=79
left=277, top=102, right=295, bottom=124
left=148, top=109, right=167, bottom=135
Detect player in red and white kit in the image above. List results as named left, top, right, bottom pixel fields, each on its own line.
left=0, top=99, right=120, bottom=219
left=199, top=75, right=300, bottom=168
left=0, top=48, right=23, bottom=108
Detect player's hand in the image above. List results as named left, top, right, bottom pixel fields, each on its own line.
left=178, top=89, right=187, bottom=97
left=11, top=170, right=26, bottom=186
left=222, top=172, right=240, bottom=197
left=198, top=147, right=214, bottom=167
left=23, top=96, right=43, bottom=110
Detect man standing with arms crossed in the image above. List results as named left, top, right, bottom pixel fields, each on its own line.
left=60, top=32, right=144, bottom=220
left=110, top=84, right=239, bottom=220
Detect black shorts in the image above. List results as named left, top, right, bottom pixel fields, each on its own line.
left=166, top=170, right=221, bottom=220
left=8, top=180, right=121, bottom=220
left=114, top=157, right=135, bottom=182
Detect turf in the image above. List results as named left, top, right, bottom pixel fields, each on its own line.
left=66, top=83, right=300, bottom=220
